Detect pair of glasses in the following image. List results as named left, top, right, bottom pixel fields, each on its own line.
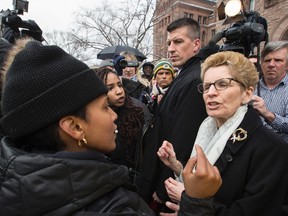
left=197, top=78, right=243, bottom=94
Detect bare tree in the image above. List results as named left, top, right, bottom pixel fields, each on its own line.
left=44, top=0, right=155, bottom=65
left=73, top=0, right=155, bottom=51
left=44, top=31, right=91, bottom=62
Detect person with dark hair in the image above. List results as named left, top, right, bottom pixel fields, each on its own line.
left=0, top=38, right=154, bottom=215
left=136, top=61, right=155, bottom=103
left=138, top=17, right=208, bottom=213
left=94, top=67, right=152, bottom=179
left=0, top=37, right=226, bottom=216
left=140, top=61, right=155, bottom=82
left=252, top=40, right=288, bottom=143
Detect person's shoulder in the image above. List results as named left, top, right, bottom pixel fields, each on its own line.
left=131, top=97, right=149, bottom=111
left=179, top=56, right=202, bottom=76
left=241, top=108, right=287, bottom=150
left=122, top=78, right=145, bottom=89
left=249, top=123, right=288, bottom=153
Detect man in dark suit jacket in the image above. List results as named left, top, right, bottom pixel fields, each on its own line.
left=137, top=17, right=208, bottom=212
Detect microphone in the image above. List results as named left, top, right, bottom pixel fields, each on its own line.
left=1, top=15, right=22, bottom=27
left=208, top=31, right=224, bottom=46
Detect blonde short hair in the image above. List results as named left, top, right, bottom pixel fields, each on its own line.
left=119, top=51, right=138, bottom=61
left=201, top=51, right=259, bottom=90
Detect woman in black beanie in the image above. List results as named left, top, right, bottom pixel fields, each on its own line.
left=0, top=38, right=154, bottom=216
left=0, top=38, right=222, bottom=216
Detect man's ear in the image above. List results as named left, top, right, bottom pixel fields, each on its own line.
left=193, top=38, right=201, bottom=53
left=59, top=116, right=84, bottom=140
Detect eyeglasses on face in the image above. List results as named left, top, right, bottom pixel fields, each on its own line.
left=197, top=78, right=243, bottom=94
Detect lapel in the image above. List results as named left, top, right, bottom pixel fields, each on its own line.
left=215, top=107, right=263, bottom=172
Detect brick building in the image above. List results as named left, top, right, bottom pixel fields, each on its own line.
left=153, top=0, right=288, bottom=59
left=254, top=0, right=288, bottom=41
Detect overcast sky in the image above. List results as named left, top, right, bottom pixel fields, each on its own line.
left=1, top=0, right=98, bottom=32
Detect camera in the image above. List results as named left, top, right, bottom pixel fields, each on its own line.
left=209, top=11, right=268, bottom=57
left=0, top=0, right=44, bottom=42
left=119, top=59, right=139, bottom=68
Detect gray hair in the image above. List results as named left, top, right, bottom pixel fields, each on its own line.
left=261, top=41, right=288, bottom=62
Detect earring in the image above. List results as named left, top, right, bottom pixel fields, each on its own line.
left=82, top=137, right=87, bottom=145
left=78, top=137, right=88, bottom=147
left=78, top=140, right=82, bottom=147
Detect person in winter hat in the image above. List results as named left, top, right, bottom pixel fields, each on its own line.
left=0, top=38, right=221, bottom=216
left=148, top=59, right=175, bottom=113
left=0, top=37, right=154, bottom=216
left=141, top=61, right=154, bottom=82
left=153, top=60, right=175, bottom=78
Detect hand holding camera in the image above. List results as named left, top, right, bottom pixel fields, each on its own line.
left=112, top=54, right=139, bottom=76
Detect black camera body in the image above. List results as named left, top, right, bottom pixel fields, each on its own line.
left=0, top=0, right=43, bottom=42
left=119, top=59, right=139, bottom=68
left=211, top=11, right=268, bottom=57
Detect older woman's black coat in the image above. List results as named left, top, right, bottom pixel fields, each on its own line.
left=213, top=107, right=288, bottom=215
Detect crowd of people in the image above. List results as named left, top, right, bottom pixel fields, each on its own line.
left=0, top=16, right=288, bottom=216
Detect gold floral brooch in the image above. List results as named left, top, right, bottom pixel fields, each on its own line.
left=230, top=128, right=248, bottom=143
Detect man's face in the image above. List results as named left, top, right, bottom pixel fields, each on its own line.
left=143, top=65, right=153, bottom=77
left=155, top=69, right=173, bottom=88
left=122, top=56, right=136, bottom=80
left=261, top=48, right=288, bottom=84
left=167, top=26, right=200, bottom=68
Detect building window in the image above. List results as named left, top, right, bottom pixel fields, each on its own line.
left=265, top=0, right=279, bottom=8
left=202, top=31, right=206, bottom=44
left=212, top=29, right=215, bottom=36
left=184, top=12, right=188, bottom=18
left=198, top=16, right=202, bottom=24
left=203, top=17, right=207, bottom=25
left=189, top=13, right=193, bottom=18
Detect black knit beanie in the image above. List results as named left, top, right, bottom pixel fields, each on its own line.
left=1, top=41, right=108, bottom=139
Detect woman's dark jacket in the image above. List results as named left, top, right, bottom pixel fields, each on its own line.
left=213, top=107, right=288, bottom=215
left=0, top=138, right=154, bottom=216
left=122, top=78, right=145, bottom=99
